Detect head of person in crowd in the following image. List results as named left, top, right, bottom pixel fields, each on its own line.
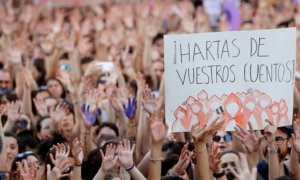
left=212, top=131, right=233, bottom=153
left=11, top=114, right=32, bottom=134
left=269, top=126, right=293, bottom=161
left=44, top=96, right=58, bottom=110
left=57, top=100, right=75, bottom=135
left=36, top=115, right=54, bottom=141
left=220, top=150, right=242, bottom=180
left=0, top=69, right=14, bottom=93
left=0, top=90, right=17, bottom=105
left=31, top=88, right=50, bottom=116
left=37, top=134, right=67, bottom=163
left=152, top=33, right=164, bottom=56
left=32, top=57, right=46, bottom=87
left=10, top=151, right=41, bottom=180
left=80, top=56, right=94, bottom=74
left=96, top=122, right=119, bottom=145
left=4, top=132, right=20, bottom=169
left=16, top=130, right=38, bottom=152
left=46, top=78, right=66, bottom=100
left=32, top=88, right=50, bottom=100
left=83, top=147, right=102, bottom=180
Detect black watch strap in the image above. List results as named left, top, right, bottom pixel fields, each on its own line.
left=213, top=170, right=225, bottom=178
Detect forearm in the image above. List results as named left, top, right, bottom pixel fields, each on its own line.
left=127, top=123, right=137, bottom=143
left=142, top=37, right=152, bottom=74
left=81, top=126, right=92, bottom=160
left=289, top=147, right=300, bottom=176
left=69, top=49, right=81, bottom=82
left=22, top=86, right=33, bottom=119
left=45, top=49, right=62, bottom=79
left=115, top=111, right=128, bottom=137
left=116, top=69, right=127, bottom=89
left=0, top=120, right=8, bottom=171
left=135, top=111, right=150, bottom=162
left=71, top=102, right=82, bottom=137
left=128, top=167, right=147, bottom=180
left=148, top=143, right=162, bottom=180
left=92, top=168, right=106, bottom=180
left=3, top=120, right=14, bottom=132
left=195, top=142, right=210, bottom=180
left=137, top=151, right=150, bottom=177
left=134, top=88, right=143, bottom=124
left=159, top=74, right=165, bottom=96
left=71, top=166, right=82, bottom=180
left=247, top=150, right=260, bottom=171
left=268, top=144, right=280, bottom=180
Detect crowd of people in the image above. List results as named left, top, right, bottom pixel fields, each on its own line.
left=0, top=0, right=300, bottom=179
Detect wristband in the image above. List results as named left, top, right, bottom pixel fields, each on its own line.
left=125, top=164, right=134, bottom=171
left=267, top=146, right=278, bottom=154
left=75, top=163, right=82, bottom=167
left=149, top=156, right=163, bottom=162
left=213, top=170, right=225, bottom=178
left=168, top=169, right=179, bottom=176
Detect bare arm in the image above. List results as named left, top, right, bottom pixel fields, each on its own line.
left=264, top=120, right=280, bottom=180
left=148, top=110, right=168, bottom=180
left=191, top=117, right=224, bottom=180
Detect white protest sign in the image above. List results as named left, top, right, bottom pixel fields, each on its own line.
left=164, top=28, right=296, bottom=132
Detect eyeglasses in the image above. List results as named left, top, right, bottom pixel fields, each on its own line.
left=212, top=134, right=232, bottom=143
left=16, top=151, right=33, bottom=159
left=275, top=136, right=289, bottom=145
left=221, top=161, right=237, bottom=169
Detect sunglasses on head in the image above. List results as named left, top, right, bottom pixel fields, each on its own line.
left=212, top=134, right=232, bottom=143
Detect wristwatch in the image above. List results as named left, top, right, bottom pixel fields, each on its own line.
left=267, top=146, right=278, bottom=154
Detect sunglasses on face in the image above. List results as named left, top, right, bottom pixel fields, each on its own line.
left=221, top=161, right=237, bottom=169
left=212, top=134, right=232, bottom=143
left=275, top=136, right=289, bottom=144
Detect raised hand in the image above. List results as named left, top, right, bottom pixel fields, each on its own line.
left=231, top=153, right=257, bottom=180
left=263, top=119, right=277, bottom=145
left=208, top=144, right=221, bottom=173
left=47, top=143, right=71, bottom=180
left=234, top=122, right=260, bottom=153
left=118, top=139, right=135, bottom=169
left=292, top=116, right=300, bottom=153
left=81, top=104, right=101, bottom=127
left=172, top=143, right=191, bottom=176
left=136, top=72, right=145, bottom=90
left=110, top=96, right=123, bottom=113
left=149, top=110, right=168, bottom=144
left=84, top=89, right=99, bottom=112
left=142, top=87, right=163, bottom=114
left=71, top=138, right=83, bottom=166
left=50, top=102, right=69, bottom=122
left=33, top=98, right=49, bottom=116
left=40, top=38, right=54, bottom=55
left=122, top=97, right=137, bottom=119
left=7, top=101, right=22, bottom=122
left=82, top=89, right=101, bottom=126
left=7, top=48, right=22, bottom=64
left=100, top=144, right=118, bottom=173
left=191, top=116, right=225, bottom=143
left=16, top=160, right=37, bottom=180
